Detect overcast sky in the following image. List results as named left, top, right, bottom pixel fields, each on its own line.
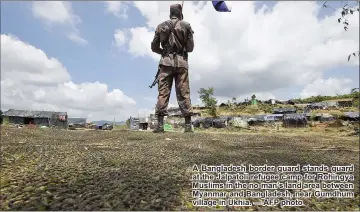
left=1, top=1, right=359, bottom=121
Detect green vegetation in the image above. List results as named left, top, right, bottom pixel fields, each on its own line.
left=322, top=1, right=360, bottom=61
left=292, top=90, right=359, bottom=104
left=198, top=87, right=218, bottom=117
left=197, top=87, right=359, bottom=117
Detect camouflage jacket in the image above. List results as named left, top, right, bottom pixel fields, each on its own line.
left=151, top=17, right=194, bottom=69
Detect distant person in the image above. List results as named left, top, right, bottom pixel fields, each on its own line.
left=150, top=3, right=195, bottom=133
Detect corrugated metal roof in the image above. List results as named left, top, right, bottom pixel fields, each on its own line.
left=3, top=109, right=67, bottom=118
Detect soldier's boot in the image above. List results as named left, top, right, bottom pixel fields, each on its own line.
left=153, top=116, right=165, bottom=133
left=184, top=116, right=194, bottom=133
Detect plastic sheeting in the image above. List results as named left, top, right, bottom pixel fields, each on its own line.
left=129, top=117, right=140, bottom=130
left=232, top=117, right=249, bottom=128
left=212, top=117, right=228, bottom=128
left=264, top=114, right=284, bottom=121
left=319, top=113, right=336, bottom=122
left=283, top=113, right=308, bottom=128
left=344, top=112, right=359, bottom=119
left=193, top=118, right=203, bottom=128
left=202, top=117, right=214, bottom=129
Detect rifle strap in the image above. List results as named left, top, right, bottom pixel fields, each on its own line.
left=164, top=20, right=185, bottom=50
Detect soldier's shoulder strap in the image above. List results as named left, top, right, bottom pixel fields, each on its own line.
left=164, top=20, right=185, bottom=49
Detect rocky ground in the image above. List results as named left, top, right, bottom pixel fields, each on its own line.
left=0, top=126, right=359, bottom=211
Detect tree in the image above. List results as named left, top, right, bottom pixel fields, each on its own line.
left=351, top=88, right=359, bottom=93
left=323, top=0, right=360, bottom=61
left=198, top=87, right=218, bottom=117
left=0, top=110, right=2, bottom=124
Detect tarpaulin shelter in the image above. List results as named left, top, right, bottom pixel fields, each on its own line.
left=283, top=113, right=308, bottom=128
left=319, top=113, right=336, bottom=122
left=264, top=114, right=284, bottom=121
left=129, top=117, right=140, bottom=130
left=2, top=109, right=68, bottom=129
left=342, top=112, right=359, bottom=121
left=212, top=117, right=228, bottom=128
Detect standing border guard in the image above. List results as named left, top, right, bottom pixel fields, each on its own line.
left=150, top=3, right=195, bottom=133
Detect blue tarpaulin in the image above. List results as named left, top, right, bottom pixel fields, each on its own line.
left=344, top=112, right=359, bottom=119
left=129, top=117, right=140, bottom=130
left=264, top=114, right=284, bottom=121
left=212, top=1, right=231, bottom=12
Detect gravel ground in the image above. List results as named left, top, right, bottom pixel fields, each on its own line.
left=0, top=126, right=359, bottom=211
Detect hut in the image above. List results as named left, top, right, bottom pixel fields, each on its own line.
left=193, top=118, right=203, bottom=128
left=139, top=117, right=150, bottom=130
left=201, top=117, right=214, bottom=129
left=283, top=113, right=308, bottom=128
left=129, top=117, right=140, bottom=130
left=342, top=112, right=359, bottom=121
left=264, top=114, right=284, bottom=122
left=319, top=113, right=336, bottom=122
left=247, top=115, right=266, bottom=126
left=212, top=117, right=228, bottom=128
left=2, top=109, right=68, bottom=129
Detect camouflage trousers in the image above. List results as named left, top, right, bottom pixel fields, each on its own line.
left=155, top=65, right=193, bottom=117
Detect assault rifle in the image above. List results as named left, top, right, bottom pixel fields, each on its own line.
left=149, top=57, right=162, bottom=89
left=149, top=65, right=160, bottom=89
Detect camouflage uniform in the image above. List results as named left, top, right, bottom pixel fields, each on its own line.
left=151, top=3, right=195, bottom=133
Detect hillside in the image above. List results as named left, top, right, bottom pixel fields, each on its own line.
left=196, top=91, right=360, bottom=117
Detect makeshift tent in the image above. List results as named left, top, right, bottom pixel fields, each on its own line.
left=283, top=114, right=308, bottom=128
left=212, top=117, right=228, bottom=128
left=319, top=113, right=336, bottom=122
left=264, top=114, right=284, bottom=121
left=306, top=102, right=328, bottom=110
left=201, top=117, right=214, bottom=128
left=343, top=112, right=359, bottom=121
left=247, top=115, right=266, bottom=126
left=129, top=117, right=140, bottom=130
left=193, top=118, right=204, bottom=128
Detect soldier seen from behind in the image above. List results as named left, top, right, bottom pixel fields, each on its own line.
left=151, top=3, right=195, bottom=133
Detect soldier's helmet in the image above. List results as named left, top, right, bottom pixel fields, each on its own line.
left=170, top=3, right=183, bottom=20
